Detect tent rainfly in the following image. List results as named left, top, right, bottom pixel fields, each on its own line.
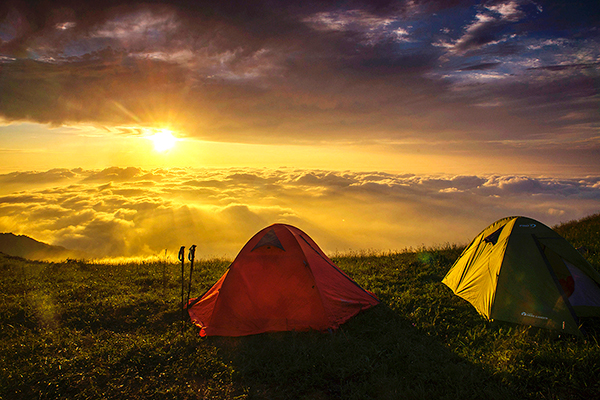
left=187, top=224, right=379, bottom=337
left=442, top=216, right=600, bottom=335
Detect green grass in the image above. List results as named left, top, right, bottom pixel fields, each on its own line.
left=554, top=213, right=600, bottom=268
left=1, top=214, right=599, bottom=399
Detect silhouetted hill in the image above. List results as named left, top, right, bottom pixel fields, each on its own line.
left=0, top=233, right=85, bottom=261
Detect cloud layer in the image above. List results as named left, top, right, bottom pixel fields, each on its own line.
left=1, top=167, right=598, bottom=259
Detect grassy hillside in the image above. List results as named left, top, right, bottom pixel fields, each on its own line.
left=554, top=213, right=600, bottom=267
left=1, top=215, right=599, bottom=399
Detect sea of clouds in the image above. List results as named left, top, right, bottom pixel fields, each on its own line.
left=0, top=167, right=598, bottom=259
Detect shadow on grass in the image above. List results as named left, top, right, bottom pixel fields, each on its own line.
left=61, top=300, right=181, bottom=333
left=204, top=305, right=518, bottom=400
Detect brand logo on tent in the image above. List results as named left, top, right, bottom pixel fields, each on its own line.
left=519, top=224, right=536, bottom=228
left=521, top=311, right=548, bottom=320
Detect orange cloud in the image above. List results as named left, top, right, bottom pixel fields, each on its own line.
left=0, top=167, right=598, bottom=259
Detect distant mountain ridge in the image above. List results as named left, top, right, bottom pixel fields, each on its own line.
left=0, top=233, right=84, bottom=261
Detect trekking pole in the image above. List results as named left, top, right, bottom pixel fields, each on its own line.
left=186, top=245, right=197, bottom=311
left=178, top=246, right=185, bottom=334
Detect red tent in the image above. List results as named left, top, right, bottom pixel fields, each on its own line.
left=187, top=224, right=379, bottom=337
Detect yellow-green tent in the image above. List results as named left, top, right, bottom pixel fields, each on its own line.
left=442, top=216, right=600, bottom=336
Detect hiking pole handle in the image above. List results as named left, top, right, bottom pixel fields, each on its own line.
left=188, top=245, right=196, bottom=262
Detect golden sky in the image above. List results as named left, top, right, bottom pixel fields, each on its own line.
left=0, top=1, right=598, bottom=258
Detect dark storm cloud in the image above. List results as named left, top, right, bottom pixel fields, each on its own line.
left=446, top=0, right=530, bottom=53
left=527, top=62, right=600, bottom=72
left=0, top=0, right=598, bottom=153
left=459, top=62, right=501, bottom=70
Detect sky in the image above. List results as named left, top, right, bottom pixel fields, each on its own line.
left=0, top=0, right=599, bottom=259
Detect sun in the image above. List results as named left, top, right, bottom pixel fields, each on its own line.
left=148, top=129, right=177, bottom=152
